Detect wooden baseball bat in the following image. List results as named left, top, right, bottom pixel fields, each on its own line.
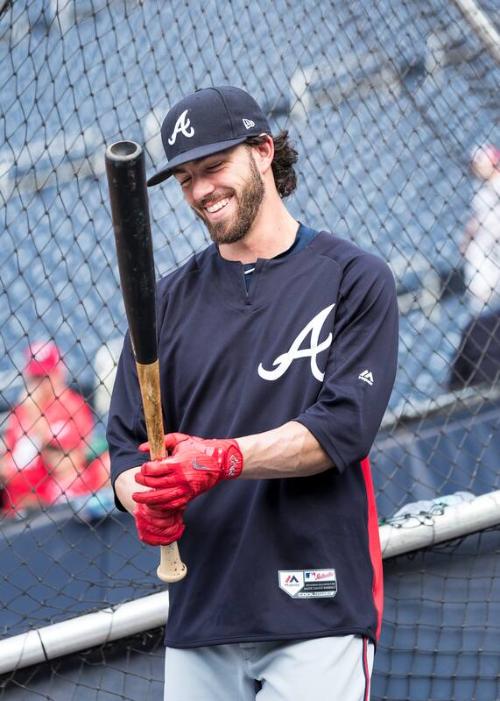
left=105, top=140, right=187, bottom=583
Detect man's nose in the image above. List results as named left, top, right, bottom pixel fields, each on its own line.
left=191, top=175, right=215, bottom=205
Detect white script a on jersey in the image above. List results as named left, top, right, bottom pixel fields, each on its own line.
left=258, top=304, right=335, bottom=382
left=168, top=110, right=195, bottom=145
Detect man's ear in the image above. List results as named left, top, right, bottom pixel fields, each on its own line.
left=252, top=135, right=274, bottom=175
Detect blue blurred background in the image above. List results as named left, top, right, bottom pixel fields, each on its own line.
left=1, top=1, right=500, bottom=699
left=1, top=0, right=498, bottom=418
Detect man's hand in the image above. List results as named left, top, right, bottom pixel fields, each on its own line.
left=134, top=503, right=185, bottom=546
left=132, top=433, right=243, bottom=510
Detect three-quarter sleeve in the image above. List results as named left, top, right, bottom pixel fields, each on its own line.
left=295, top=254, right=398, bottom=471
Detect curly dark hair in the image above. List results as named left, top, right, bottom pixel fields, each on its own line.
left=245, top=130, right=298, bottom=199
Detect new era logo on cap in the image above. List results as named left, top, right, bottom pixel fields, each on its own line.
left=147, top=86, right=271, bottom=187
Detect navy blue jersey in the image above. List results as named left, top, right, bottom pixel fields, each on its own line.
left=107, top=229, right=398, bottom=647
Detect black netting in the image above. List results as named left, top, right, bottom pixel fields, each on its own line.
left=0, top=628, right=166, bottom=700
left=1, top=528, right=499, bottom=700
left=1, top=0, right=499, bottom=699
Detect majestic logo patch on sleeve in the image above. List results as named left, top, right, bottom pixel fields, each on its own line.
left=358, top=369, right=374, bottom=386
left=258, top=304, right=335, bottom=382
left=278, top=569, right=337, bottom=598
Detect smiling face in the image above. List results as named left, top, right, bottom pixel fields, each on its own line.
left=173, top=145, right=265, bottom=245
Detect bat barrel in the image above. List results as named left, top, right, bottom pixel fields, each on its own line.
left=105, top=140, right=157, bottom=365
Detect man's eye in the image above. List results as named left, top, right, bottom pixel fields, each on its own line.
left=207, top=161, right=223, bottom=171
left=180, top=177, right=191, bottom=188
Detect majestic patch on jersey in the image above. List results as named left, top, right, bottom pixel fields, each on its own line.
left=258, top=304, right=335, bottom=382
left=278, top=569, right=337, bottom=599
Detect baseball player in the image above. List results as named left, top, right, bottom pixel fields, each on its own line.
left=107, top=86, right=399, bottom=700
left=461, top=143, right=500, bottom=312
left=1, top=341, right=95, bottom=514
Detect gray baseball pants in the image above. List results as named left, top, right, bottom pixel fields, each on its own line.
left=164, top=635, right=374, bottom=700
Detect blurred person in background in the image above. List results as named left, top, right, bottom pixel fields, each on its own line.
left=450, top=144, right=500, bottom=391
left=448, top=308, right=500, bottom=390
left=3, top=420, right=110, bottom=513
left=0, top=340, right=97, bottom=514
left=461, top=143, right=500, bottom=313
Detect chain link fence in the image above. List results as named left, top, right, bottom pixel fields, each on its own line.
left=1, top=0, right=499, bottom=699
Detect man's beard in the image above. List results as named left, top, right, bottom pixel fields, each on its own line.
left=193, top=153, right=265, bottom=245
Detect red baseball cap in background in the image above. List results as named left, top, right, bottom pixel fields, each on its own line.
left=25, top=340, right=61, bottom=377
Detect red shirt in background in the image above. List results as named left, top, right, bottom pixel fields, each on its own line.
left=3, top=451, right=110, bottom=513
left=3, top=386, right=94, bottom=470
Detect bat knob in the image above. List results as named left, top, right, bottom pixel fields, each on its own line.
left=157, top=543, right=188, bottom=583
left=106, top=140, right=142, bottom=162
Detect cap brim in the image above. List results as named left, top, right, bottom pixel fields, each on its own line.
left=146, top=136, right=252, bottom=187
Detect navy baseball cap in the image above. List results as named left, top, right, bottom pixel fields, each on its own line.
left=147, top=86, right=271, bottom=187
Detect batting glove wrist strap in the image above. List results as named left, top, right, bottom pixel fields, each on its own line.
left=200, top=438, right=243, bottom=480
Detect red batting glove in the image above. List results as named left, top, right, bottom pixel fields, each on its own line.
left=132, top=433, right=243, bottom=510
left=134, top=503, right=185, bottom=546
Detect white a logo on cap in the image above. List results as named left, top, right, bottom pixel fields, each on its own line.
left=168, top=109, right=195, bottom=145
left=242, top=118, right=255, bottom=129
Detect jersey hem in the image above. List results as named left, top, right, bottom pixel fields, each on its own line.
left=164, top=626, right=375, bottom=649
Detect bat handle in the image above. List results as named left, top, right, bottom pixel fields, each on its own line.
left=136, top=361, right=188, bottom=583
left=158, top=543, right=188, bottom=583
